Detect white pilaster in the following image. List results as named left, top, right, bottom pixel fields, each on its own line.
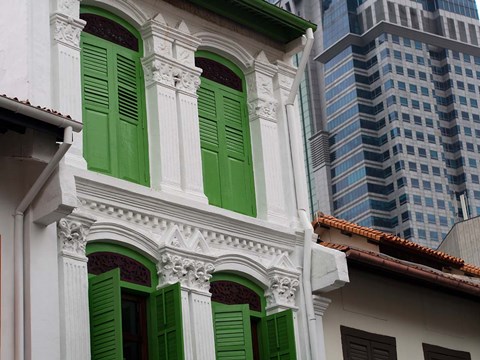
left=157, top=247, right=216, bottom=360
left=313, top=295, right=332, bottom=360
left=142, top=19, right=182, bottom=195
left=50, top=3, right=87, bottom=169
left=171, top=23, right=208, bottom=204
left=246, top=52, right=288, bottom=224
left=189, top=290, right=216, bottom=359
left=57, top=211, right=96, bottom=360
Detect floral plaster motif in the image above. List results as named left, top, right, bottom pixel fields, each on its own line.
left=57, top=218, right=90, bottom=257
left=265, top=275, right=299, bottom=307
left=53, top=18, right=83, bottom=47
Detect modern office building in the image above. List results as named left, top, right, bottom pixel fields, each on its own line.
left=275, top=0, right=480, bottom=248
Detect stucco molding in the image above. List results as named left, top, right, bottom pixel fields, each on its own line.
left=157, top=248, right=215, bottom=293
left=312, top=295, right=331, bottom=317
left=81, top=0, right=149, bottom=28
left=75, top=189, right=294, bottom=256
left=57, top=211, right=96, bottom=261
left=51, top=12, right=86, bottom=49
left=195, top=31, right=254, bottom=70
left=265, top=274, right=300, bottom=309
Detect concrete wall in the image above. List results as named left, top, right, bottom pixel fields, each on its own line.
left=439, top=216, right=480, bottom=267
left=322, top=267, right=480, bottom=359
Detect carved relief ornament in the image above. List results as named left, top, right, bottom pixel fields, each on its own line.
left=265, top=275, right=300, bottom=308
left=142, top=56, right=175, bottom=87
left=51, top=14, right=85, bottom=48
left=158, top=252, right=214, bottom=292
left=57, top=218, right=91, bottom=258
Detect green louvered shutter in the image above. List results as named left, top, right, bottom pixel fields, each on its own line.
left=212, top=302, right=254, bottom=360
left=82, top=39, right=113, bottom=175
left=198, top=83, right=223, bottom=207
left=265, top=310, right=297, bottom=360
left=88, top=268, right=123, bottom=360
left=198, top=79, right=256, bottom=216
left=81, top=33, right=148, bottom=185
left=150, top=283, right=184, bottom=360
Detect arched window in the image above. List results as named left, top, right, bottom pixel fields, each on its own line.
left=195, top=52, right=256, bottom=216
left=210, top=273, right=297, bottom=359
left=87, top=244, right=183, bottom=360
left=80, top=7, right=149, bottom=186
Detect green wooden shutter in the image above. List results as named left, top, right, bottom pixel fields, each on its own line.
left=81, top=33, right=149, bottom=185
left=88, top=268, right=123, bottom=360
left=150, top=283, right=184, bottom=360
left=198, top=78, right=256, bottom=216
left=212, top=302, right=254, bottom=360
left=265, top=309, right=297, bottom=360
left=198, top=84, right=223, bottom=207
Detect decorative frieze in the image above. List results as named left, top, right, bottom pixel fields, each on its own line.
left=174, top=68, right=201, bottom=94
left=265, top=275, right=300, bottom=308
left=78, top=197, right=291, bottom=256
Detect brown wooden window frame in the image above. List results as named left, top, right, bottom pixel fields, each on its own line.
left=341, top=326, right=397, bottom=360
left=423, top=343, right=471, bottom=360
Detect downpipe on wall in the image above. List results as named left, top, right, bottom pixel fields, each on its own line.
left=14, top=126, right=73, bottom=360
left=285, top=28, right=320, bottom=360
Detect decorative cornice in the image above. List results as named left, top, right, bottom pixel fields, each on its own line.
left=57, top=212, right=96, bottom=260
left=158, top=250, right=215, bottom=293
left=312, top=295, right=331, bottom=316
left=265, top=275, right=300, bottom=309
left=50, top=12, right=85, bottom=49
left=76, top=192, right=295, bottom=256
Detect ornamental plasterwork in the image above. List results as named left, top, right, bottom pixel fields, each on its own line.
left=174, top=69, right=201, bottom=94
left=265, top=275, right=300, bottom=308
left=248, top=98, right=278, bottom=121
left=158, top=253, right=215, bottom=292
left=57, top=218, right=92, bottom=259
left=51, top=15, right=85, bottom=48
left=77, top=197, right=291, bottom=256
left=142, top=56, right=175, bottom=87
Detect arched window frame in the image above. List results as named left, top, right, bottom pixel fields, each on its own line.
left=210, top=272, right=297, bottom=360
left=80, top=6, right=150, bottom=186
left=86, top=243, right=184, bottom=360
left=195, top=50, right=257, bottom=217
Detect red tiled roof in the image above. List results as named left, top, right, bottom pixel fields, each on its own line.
left=313, top=213, right=465, bottom=266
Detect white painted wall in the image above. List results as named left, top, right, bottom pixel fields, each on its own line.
left=322, top=268, right=480, bottom=359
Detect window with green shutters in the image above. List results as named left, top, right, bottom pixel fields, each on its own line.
left=80, top=7, right=149, bottom=186
left=87, top=244, right=184, bottom=360
left=210, top=274, right=297, bottom=360
left=196, top=52, right=256, bottom=217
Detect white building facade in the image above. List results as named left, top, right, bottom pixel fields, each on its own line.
left=0, top=1, right=347, bottom=359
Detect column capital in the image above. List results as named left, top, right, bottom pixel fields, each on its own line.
left=142, top=54, right=177, bottom=88
left=157, top=248, right=215, bottom=294
left=265, top=272, right=300, bottom=311
left=57, top=211, right=96, bottom=261
left=50, top=12, right=86, bottom=49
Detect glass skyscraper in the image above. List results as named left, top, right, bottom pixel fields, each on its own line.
left=275, top=0, right=480, bottom=248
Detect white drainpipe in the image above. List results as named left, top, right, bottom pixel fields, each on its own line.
left=14, top=126, right=74, bottom=360
left=285, top=28, right=319, bottom=360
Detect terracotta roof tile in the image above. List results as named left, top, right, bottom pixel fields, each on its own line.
left=319, top=242, right=350, bottom=252
left=313, top=212, right=466, bottom=268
